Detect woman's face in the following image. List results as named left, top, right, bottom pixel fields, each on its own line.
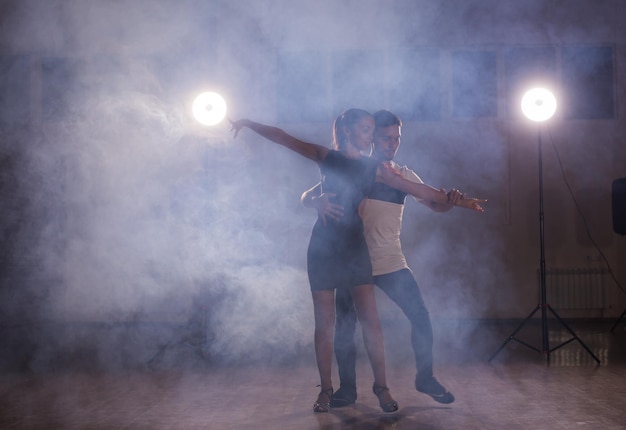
left=346, top=116, right=374, bottom=152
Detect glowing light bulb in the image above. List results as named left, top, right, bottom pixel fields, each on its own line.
left=192, top=91, right=227, bottom=126
left=521, top=88, right=556, bottom=122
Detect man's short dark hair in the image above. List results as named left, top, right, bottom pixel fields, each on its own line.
left=373, top=110, right=402, bottom=129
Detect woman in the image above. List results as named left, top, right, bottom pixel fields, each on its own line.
left=230, top=109, right=483, bottom=413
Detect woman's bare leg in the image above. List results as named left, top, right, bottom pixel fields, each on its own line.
left=311, top=290, right=336, bottom=392
left=350, top=284, right=396, bottom=406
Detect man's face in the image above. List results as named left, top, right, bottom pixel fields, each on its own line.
left=373, top=124, right=401, bottom=161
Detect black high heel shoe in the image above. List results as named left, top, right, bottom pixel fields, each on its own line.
left=372, top=384, right=398, bottom=413
left=313, top=386, right=334, bottom=413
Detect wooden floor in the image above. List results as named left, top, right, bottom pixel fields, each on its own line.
left=1, top=320, right=625, bottom=429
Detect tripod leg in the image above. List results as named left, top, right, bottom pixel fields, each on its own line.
left=147, top=341, right=173, bottom=368
left=547, top=305, right=601, bottom=364
left=610, top=309, right=626, bottom=333
left=489, top=305, right=540, bottom=363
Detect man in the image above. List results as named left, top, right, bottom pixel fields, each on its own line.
left=302, top=110, right=473, bottom=407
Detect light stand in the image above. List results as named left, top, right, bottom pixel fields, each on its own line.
left=610, top=178, right=626, bottom=333
left=489, top=88, right=600, bottom=365
left=610, top=309, right=626, bottom=333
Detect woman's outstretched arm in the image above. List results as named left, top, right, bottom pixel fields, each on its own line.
left=230, top=118, right=329, bottom=162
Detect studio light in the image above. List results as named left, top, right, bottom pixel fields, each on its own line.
left=521, top=88, right=557, bottom=122
left=490, top=87, right=600, bottom=364
left=192, top=91, right=227, bottom=126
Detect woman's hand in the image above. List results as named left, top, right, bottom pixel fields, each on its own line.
left=377, top=161, right=403, bottom=183
left=446, top=188, right=463, bottom=206
left=456, top=195, right=487, bottom=213
left=228, top=118, right=249, bottom=139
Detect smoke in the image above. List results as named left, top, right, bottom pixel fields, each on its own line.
left=1, top=0, right=615, bottom=371
left=0, top=0, right=322, bottom=371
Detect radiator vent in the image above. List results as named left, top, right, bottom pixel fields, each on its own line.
left=540, top=268, right=609, bottom=311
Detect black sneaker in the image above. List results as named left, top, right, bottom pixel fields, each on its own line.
left=330, top=386, right=357, bottom=408
left=415, top=376, right=455, bottom=404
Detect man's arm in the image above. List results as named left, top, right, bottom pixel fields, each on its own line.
left=301, top=183, right=322, bottom=208
left=301, top=183, right=344, bottom=225
left=377, top=163, right=486, bottom=212
left=419, top=189, right=463, bottom=213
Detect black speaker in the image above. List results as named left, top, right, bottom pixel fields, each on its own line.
left=613, top=178, right=626, bottom=235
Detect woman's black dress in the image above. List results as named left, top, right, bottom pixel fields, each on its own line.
left=307, top=150, right=379, bottom=292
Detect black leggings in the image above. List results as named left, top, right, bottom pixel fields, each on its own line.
left=334, top=268, right=434, bottom=389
